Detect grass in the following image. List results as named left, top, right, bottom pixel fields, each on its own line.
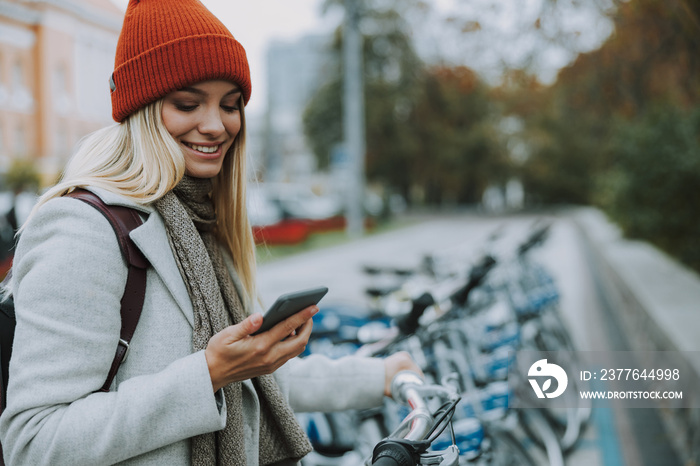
left=255, top=216, right=417, bottom=264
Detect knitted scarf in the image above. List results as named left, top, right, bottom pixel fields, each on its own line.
left=153, top=176, right=312, bottom=465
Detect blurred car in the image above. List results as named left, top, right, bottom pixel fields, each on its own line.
left=264, top=183, right=343, bottom=221
left=247, top=183, right=387, bottom=245
left=247, top=183, right=284, bottom=227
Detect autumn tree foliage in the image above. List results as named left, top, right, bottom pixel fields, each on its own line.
left=510, top=0, right=700, bottom=270
left=303, top=3, right=508, bottom=206
left=490, top=70, right=606, bottom=205
left=557, top=0, right=698, bottom=115
left=404, top=66, right=509, bottom=204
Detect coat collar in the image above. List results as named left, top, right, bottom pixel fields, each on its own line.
left=85, top=186, right=154, bottom=215
left=85, top=187, right=195, bottom=327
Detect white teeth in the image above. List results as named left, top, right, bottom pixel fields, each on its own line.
left=185, top=143, right=219, bottom=153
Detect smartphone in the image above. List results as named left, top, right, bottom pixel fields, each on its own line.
left=252, top=286, right=328, bottom=335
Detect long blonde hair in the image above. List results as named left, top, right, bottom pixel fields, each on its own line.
left=30, top=98, right=257, bottom=303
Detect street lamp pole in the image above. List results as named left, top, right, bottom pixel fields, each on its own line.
left=343, top=0, right=366, bottom=238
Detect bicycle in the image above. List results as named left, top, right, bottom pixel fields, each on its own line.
left=298, top=220, right=590, bottom=464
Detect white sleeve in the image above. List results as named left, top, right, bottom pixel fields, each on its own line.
left=285, top=354, right=386, bottom=412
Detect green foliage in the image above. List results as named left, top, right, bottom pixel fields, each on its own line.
left=3, top=158, right=41, bottom=194
left=304, top=80, right=343, bottom=169
left=305, top=4, right=426, bottom=188
left=518, top=109, right=610, bottom=205
left=596, top=105, right=700, bottom=271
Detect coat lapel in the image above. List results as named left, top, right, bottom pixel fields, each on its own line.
left=86, top=187, right=194, bottom=328
left=130, top=213, right=195, bottom=327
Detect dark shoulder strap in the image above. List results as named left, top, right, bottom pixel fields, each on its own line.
left=65, top=189, right=149, bottom=392
left=0, top=282, right=14, bottom=412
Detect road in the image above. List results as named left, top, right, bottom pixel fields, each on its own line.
left=257, top=211, right=681, bottom=466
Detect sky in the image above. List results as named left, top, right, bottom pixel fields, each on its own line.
left=109, top=0, right=338, bottom=116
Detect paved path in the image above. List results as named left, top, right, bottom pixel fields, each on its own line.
left=257, top=211, right=679, bottom=465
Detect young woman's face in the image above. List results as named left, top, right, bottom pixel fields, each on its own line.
left=162, top=80, right=242, bottom=178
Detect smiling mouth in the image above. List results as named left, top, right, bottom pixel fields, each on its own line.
left=182, top=142, right=221, bottom=154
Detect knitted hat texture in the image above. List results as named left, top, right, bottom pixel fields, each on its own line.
left=110, top=0, right=251, bottom=122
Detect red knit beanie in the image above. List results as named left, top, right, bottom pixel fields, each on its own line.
left=110, top=0, right=251, bottom=122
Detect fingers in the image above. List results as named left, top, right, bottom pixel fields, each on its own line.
left=205, top=307, right=318, bottom=392
left=383, top=352, right=423, bottom=397
left=256, top=305, right=316, bottom=362
left=265, top=305, right=319, bottom=342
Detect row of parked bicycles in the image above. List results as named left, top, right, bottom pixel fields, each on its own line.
left=296, top=221, right=593, bottom=465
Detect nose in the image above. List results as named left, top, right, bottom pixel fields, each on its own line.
left=198, top=107, right=226, bottom=137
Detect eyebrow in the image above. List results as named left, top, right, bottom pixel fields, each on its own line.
left=178, top=86, right=241, bottom=97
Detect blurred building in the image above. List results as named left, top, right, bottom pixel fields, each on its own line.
left=264, top=34, right=333, bottom=183
left=0, top=0, right=123, bottom=182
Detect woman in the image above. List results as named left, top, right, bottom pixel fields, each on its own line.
left=0, top=0, right=419, bottom=464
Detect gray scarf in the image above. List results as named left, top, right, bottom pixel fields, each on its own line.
left=154, top=176, right=312, bottom=465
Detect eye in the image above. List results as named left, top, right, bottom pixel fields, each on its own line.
left=221, top=104, right=240, bottom=113
left=175, top=103, right=198, bottom=112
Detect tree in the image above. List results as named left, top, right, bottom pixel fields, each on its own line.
left=4, top=158, right=41, bottom=195
left=498, top=0, right=700, bottom=272
left=408, top=66, right=510, bottom=204
left=599, top=105, right=700, bottom=271
left=305, top=1, right=508, bottom=205
left=305, top=2, right=427, bottom=202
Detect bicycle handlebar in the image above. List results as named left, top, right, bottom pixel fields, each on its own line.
left=372, top=439, right=419, bottom=466
left=396, top=292, right=435, bottom=336
left=372, top=456, right=399, bottom=466
left=450, top=254, right=497, bottom=307
left=370, top=371, right=460, bottom=465
left=389, top=371, right=435, bottom=440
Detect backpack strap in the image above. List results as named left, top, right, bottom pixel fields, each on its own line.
left=0, top=277, right=14, bottom=411
left=66, top=189, right=149, bottom=392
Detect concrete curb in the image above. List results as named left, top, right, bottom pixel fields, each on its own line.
left=571, top=207, right=700, bottom=466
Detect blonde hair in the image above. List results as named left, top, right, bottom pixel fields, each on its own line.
left=30, top=98, right=257, bottom=303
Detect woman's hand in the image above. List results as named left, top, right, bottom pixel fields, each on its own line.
left=383, top=351, right=424, bottom=397
left=205, top=305, right=318, bottom=392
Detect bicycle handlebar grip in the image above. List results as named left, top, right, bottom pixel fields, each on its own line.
left=372, top=456, right=407, bottom=466
left=451, top=254, right=497, bottom=307
left=397, top=292, right=435, bottom=335
left=372, top=439, right=416, bottom=466
left=518, top=224, right=551, bottom=255
left=471, top=254, right=496, bottom=281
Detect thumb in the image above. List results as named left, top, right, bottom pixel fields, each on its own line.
left=242, top=313, right=264, bottom=336
left=221, top=313, right=263, bottom=343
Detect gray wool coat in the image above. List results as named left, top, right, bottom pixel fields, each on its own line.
left=0, top=187, right=385, bottom=466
